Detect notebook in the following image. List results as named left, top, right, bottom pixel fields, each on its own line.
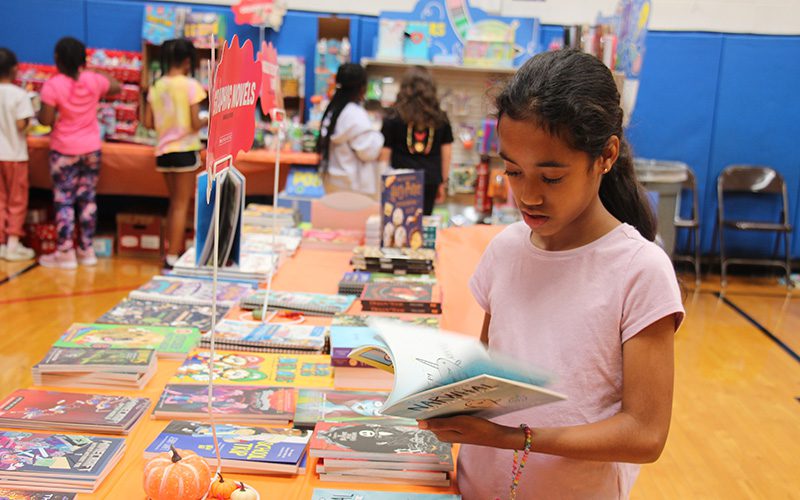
left=129, top=276, right=256, bottom=307
left=240, top=290, right=356, bottom=316
left=203, top=319, right=327, bottom=352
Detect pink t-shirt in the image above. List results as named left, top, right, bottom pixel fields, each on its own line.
left=460, top=222, right=684, bottom=500
left=40, top=72, right=109, bottom=155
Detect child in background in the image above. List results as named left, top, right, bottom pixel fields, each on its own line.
left=418, top=50, right=684, bottom=499
left=38, top=37, right=120, bottom=269
left=381, top=66, right=453, bottom=215
left=144, top=38, right=207, bottom=268
left=317, top=63, right=385, bottom=199
left=0, top=47, right=35, bottom=261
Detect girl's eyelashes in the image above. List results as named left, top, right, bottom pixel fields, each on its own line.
left=542, top=176, right=564, bottom=184
left=504, top=169, right=522, bottom=178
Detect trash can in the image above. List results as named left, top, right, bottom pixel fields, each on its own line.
left=634, top=159, right=689, bottom=259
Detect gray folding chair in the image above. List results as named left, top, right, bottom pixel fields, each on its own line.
left=673, top=167, right=701, bottom=286
left=717, top=165, right=792, bottom=288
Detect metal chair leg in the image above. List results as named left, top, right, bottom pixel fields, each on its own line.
left=784, top=231, right=793, bottom=289
left=693, top=226, right=701, bottom=287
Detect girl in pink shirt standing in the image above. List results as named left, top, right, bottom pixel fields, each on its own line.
left=38, top=37, right=120, bottom=269
left=419, top=50, right=684, bottom=499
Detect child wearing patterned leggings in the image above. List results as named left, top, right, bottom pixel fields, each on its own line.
left=37, top=37, right=119, bottom=269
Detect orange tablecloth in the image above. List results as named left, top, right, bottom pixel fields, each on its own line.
left=28, top=225, right=502, bottom=499
left=27, top=136, right=319, bottom=197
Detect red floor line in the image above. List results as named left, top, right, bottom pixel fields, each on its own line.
left=0, top=285, right=136, bottom=305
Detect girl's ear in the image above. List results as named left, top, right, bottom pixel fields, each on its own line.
left=600, top=135, right=620, bottom=173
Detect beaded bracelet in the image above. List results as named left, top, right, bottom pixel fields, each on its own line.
left=507, top=424, right=533, bottom=500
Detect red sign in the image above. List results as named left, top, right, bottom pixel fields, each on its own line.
left=207, top=35, right=262, bottom=176
left=232, top=0, right=277, bottom=27
left=258, top=41, right=284, bottom=122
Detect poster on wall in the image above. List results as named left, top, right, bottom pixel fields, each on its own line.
left=379, top=0, right=540, bottom=67
left=232, top=0, right=288, bottom=30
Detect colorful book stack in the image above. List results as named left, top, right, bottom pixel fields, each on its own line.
left=312, top=490, right=461, bottom=500
left=144, top=421, right=310, bottom=475
left=152, top=385, right=295, bottom=424
left=351, top=246, right=436, bottom=275
left=240, top=290, right=356, bottom=317
left=0, top=431, right=125, bottom=493
left=242, top=203, right=300, bottom=228
left=52, top=323, right=200, bottom=360
left=201, top=319, right=328, bottom=354
left=337, top=271, right=437, bottom=296
left=129, top=275, right=256, bottom=307
left=360, top=282, right=443, bottom=314
left=0, top=389, right=150, bottom=435
left=293, top=389, right=413, bottom=430
left=31, top=347, right=157, bottom=390
left=171, top=247, right=279, bottom=282
left=365, top=214, right=381, bottom=247
left=95, top=298, right=224, bottom=332
left=310, top=422, right=454, bottom=487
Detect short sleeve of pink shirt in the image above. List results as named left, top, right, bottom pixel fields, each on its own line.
left=462, top=222, right=684, bottom=500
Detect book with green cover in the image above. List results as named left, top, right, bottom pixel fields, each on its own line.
left=53, top=323, right=200, bottom=360
left=34, top=347, right=154, bottom=373
left=96, top=298, right=225, bottom=332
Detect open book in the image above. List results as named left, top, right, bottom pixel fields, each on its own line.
left=348, top=319, right=566, bottom=420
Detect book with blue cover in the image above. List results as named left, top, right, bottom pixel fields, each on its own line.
left=204, top=319, right=327, bottom=352
left=130, top=276, right=255, bottom=308
left=144, top=420, right=310, bottom=474
left=381, top=170, right=425, bottom=249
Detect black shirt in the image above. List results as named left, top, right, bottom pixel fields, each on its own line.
left=381, top=115, right=454, bottom=186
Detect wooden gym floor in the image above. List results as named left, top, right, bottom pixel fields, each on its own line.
left=0, top=257, right=798, bottom=499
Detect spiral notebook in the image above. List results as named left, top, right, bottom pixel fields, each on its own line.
left=129, top=276, right=256, bottom=307
left=201, top=319, right=327, bottom=353
left=240, top=290, right=355, bottom=316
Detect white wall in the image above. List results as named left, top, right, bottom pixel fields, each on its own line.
left=179, top=0, right=800, bottom=35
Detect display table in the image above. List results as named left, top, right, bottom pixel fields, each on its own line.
left=27, top=136, right=320, bottom=197
left=19, top=225, right=502, bottom=499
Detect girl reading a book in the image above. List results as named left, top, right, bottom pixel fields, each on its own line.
left=144, top=38, right=208, bottom=268
left=418, top=50, right=684, bottom=499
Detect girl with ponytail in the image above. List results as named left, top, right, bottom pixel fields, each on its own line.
left=317, top=63, right=384, bottom=198
left=418, top=50, right=684, bottom=499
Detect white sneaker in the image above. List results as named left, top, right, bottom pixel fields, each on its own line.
left=0, top=244, right=5, bottom=260
left=5, top=244, right=35, bottom=261
left=39, top=249, right=78, bottom=269
left=77, top=247, right=98, bottom=266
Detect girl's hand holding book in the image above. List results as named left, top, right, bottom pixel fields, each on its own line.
left=418, top=416, right=527, bottom=450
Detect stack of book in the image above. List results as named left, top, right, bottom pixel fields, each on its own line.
left=242, top=203, right=300, bottom=228
left=365, top=214, right=381, bottom=247
left=171, top=247, right=279, bottom=282
left=337, top=271, right=438, bottom=296
left=310, top=422, right=454, bottom=487
left=312, top=490, right=461, bottom=500
left=0, top=389, right=150, bottom=435
left=31, top=347, right=157, bottom=390
left=52, top=323, right=200, bottom=360
left=294, top=389, right=412, bottom=430
left=239, top=290, right=356, bottom=317
left=144, top=421, right=310, bottom=475
left=95, top=298, right=224, bottom=332
left=351, top=246, right=436, bottom=275
left=301, top=229, right=365, bottom=252
left=0, top=431, right=125, bottom=493
left=129, top=275, right=256, bottom=308
left=201, top=319, right=328, bottom=354
left=360, top=282, right=443, bottom=314
left=152, top=385, right=296, bottom=425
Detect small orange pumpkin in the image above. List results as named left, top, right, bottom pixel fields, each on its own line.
left=210, top=472, right=239, bottom=499
left=143, top=445, right=211, bottom=500
left=230, top=482, right=258, bottom=500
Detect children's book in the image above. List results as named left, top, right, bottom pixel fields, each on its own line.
left=330, top=327, right=382, bottom=367
left=0, top=490, right=76, bottom=500
left=170, top=350, right=334, bottom=388
left=380, top=171, right=425, bottom=249
left=0, top=432, right=125, bottom=493
left=376, top=19, right=407, bottom=61
left=129, top=276, right=255, bottom=307
left=52, top=323, right=199, bottom=360
left=153, top=385, right=295, bottom=424
left=312, top=489, right=460, bottom=500
left=195, top=167, right=245, bottom=267
left=309, top=422, right=453, bottom=465
left=0, top=389, right=150, bottom=434
left=360, top=282, right=442, bottom=314
left=144, top=421, right=309, bottom=474
left=142, top=4, right=188, bottom=45
left=347, top=318, right=566, bottom=420
left=204, top=319, right=327, bottom=352
left=34, top=347, right=154, bottom=374
left=240, top=291, right=356, bottom=316
left=95, top=298, right=225, bottom=331
left=332, top=315, right=440, bottom=328
left=294, top=389, right=412, bottom=429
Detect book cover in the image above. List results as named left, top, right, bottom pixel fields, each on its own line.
left=154, top=384, right=295, bottom=419
left=36, top=347, right=154, bottom=371
left=96, top=299, right=224, bottom=331
left=0, top=390, right=149, bottom=430
left=0, top=490, right=76, bottom=500
left=330, top=327, right=382, bottom=367
left=285, top=166, right=325, bottom=198
left=145, top=421, right=309, bottom=467
left=332, top=316, right=440, bottom=328
left=170, top=350, right=334, bottom=388
left=295, top=390, right=411, bottom=429
left=310, top=422, right=452, bottom=464
left=208, top=320, right=327, bottom=350
left=312, top=489, right=460, bottom=500
left=53, top=323, right=199, bottom=357
left=360, top=283, right=440, bottom=306
left=380, top=171, right=424, bottom=249
left=242, top=291, right=355, bottom=316
left=142, top=4, right=186, bottom=46
left=376, top=19, right=406, bottom=61
left=129, top=276, right=255, bottom=307
left=0, top=432, right=124, bottom=478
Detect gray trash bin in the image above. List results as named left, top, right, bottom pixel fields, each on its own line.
left=634, top=159, right=689, bottom=259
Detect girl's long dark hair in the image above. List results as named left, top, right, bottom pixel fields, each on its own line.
left=54, top=37, right=86, bottom=79
left=394, top=65, right=447, bottom=129
left=317, top=63, right=367, bottom=175
left=495, top=49, right=656, bottom=241
left=161, top=38, right=197, bottom=76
